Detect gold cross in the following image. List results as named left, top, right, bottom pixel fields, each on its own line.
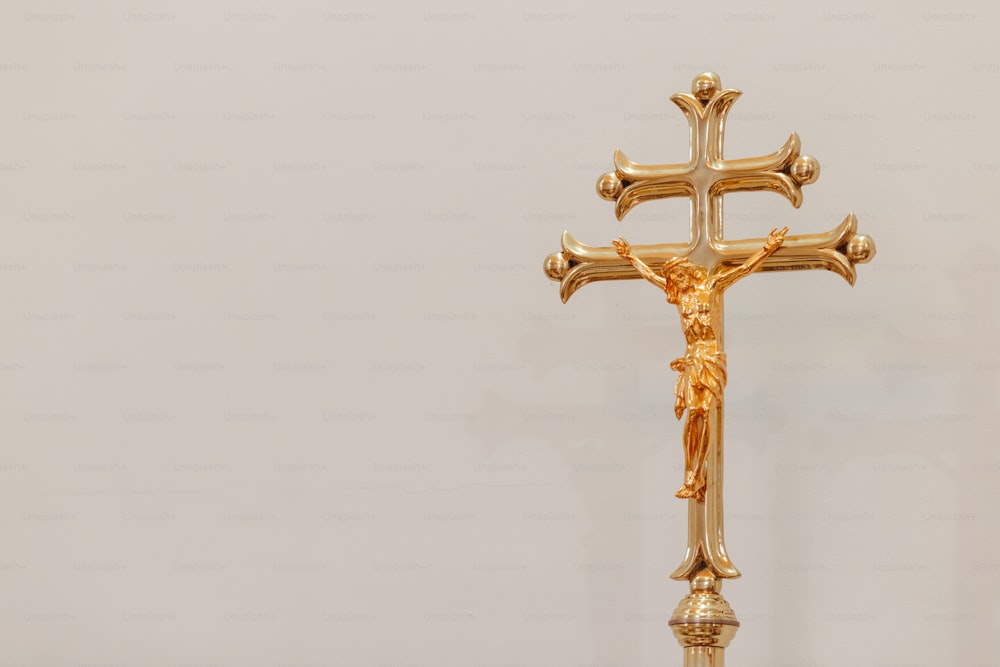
left=542, top=73, right=875, bottom=586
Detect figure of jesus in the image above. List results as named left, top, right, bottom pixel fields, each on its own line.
left=613, top=227, right=787, bottom=501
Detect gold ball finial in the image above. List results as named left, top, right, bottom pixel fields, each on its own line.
left=692, top=72, right=721, bottom=102
left=690, top=568, right=720, bottom=593
left=790, top=154, right=820, bottom=185
left=543, top=252, right=570, bottom=281
left=596, top=171, right=623, bottom=201
left=846, top=234, right=876, bottom=264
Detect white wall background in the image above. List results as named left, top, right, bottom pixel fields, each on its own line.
left=1, top=1, right=997, bottom=665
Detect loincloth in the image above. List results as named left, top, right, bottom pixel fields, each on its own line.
left=673, top=347, right=727, bottom=412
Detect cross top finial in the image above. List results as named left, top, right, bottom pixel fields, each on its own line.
left=596, top=72, right=818, bottom=218
left=594, top=72, right=828, bottom=270
left=691, top=71, right=722, bottom=102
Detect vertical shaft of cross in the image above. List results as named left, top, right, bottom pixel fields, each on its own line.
left=685, top=91, right=719, bottom=270
left=672, top=298, right=738, bottom=580
left=668, top=298, right=740, bottom=663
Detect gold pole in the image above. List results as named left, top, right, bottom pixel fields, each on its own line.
left=682, top=648, right=726, bottom=667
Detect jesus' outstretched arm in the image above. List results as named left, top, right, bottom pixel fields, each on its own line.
left=710, top=226, right=788, bottom=292
left=613, top=237, right=668, bottom=291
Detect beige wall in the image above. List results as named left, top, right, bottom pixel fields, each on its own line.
left=1, top=1, right=997, bottom=665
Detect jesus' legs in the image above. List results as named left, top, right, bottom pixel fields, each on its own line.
left=677, top=408, right=708, bottom=499
left=689, top=409, right=709, bottom=500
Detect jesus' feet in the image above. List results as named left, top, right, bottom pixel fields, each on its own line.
left=675, top=485, right=696, bottom=499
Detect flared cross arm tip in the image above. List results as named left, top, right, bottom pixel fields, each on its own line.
left=844, top=222, right=877, bottom=267
left=543, top=231, right=692, bottom=303
left=597, top=152, right=694, bottom=222
left=714, top=213, right=876, bottom=287
left=785, top=212, right=876, bottom=286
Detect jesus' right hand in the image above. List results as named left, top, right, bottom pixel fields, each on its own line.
left=612, top=237, right=631, bottom=258
left=766, top=226, right=788, bottom=248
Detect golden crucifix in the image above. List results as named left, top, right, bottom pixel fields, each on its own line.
left=542, top=72, right=875, bottom=665
left=613, top=226, right=787, bottom=503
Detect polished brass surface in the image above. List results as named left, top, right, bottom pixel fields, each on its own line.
left=541, top=73, right=875, bottom=666
left=669, top=570, right=739, bottom=649
left=681, top=647, right=726, bottom=667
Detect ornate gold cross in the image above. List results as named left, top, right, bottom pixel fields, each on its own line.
left=542, top=72, right=875, bottom=665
